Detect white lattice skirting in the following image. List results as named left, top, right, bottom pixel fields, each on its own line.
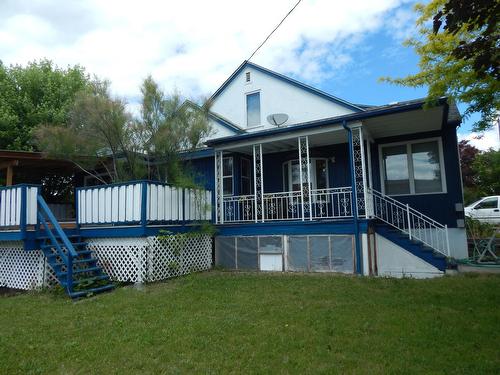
left=87, top=235, right=213, bottom=283
left=0, top=242, right=45, bottom=290
left=0, top=235, right=212, bottom=289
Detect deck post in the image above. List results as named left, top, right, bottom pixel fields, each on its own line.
left=141, top=181, right=148, bottom=233
left=19, top=185, right=27, bottom=239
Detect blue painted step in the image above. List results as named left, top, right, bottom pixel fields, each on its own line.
left=374, top=223, right=448, bottom=271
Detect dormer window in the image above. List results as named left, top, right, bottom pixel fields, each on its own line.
left=246, top=92, right=261, bottom=127
left=245, top=71, right=251, bottom=83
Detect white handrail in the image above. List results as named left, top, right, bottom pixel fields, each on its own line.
left=368, top=188, right=450, bottom=257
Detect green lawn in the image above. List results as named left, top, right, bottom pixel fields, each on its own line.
left=1, top=272, right=499, bottom=374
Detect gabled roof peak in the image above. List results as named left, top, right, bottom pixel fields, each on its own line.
left=210, top=60, right=365, bottom=112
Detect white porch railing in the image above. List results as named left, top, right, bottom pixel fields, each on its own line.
left=222, top=187, right=353, bottom=223
left=368, top=188, right=450, bottom=257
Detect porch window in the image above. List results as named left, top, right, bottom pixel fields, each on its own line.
left=380, top=139, right=445, bottom=195
left=222, top=157, right=233, bottom=196
left=282, top=159, right=329, bottom=191
left=246, top=92, right=261, bottom=127
left=241, top=158, right=252, bottom=195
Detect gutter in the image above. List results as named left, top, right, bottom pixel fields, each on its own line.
left=343, top=120, right=362, bottom=275
left=206, top=97, right=448, bottom=148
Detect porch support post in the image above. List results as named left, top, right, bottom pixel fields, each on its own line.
left=298, top=136, right=312, bottom=221
left=214, top=150, right=224, bottom=224
left=351, top=126, right=368, bottom=218
left=253, top=144, right=264, bottom=223
left=344, top=121, right=362, bottom=274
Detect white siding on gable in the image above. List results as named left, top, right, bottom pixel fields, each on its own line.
left=211, top=65, right=356, bottom=131
left=200, top=118, right=239, bottom=144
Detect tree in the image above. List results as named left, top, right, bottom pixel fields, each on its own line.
left=382, top=0, right=499, bottom=131
left=472, top=149, right=500, bottom=196
left=35, top=76, right=212, bottom=184
left=0, top=59, right=92, bottom=150
left=458, top=139, right=480, bottom=187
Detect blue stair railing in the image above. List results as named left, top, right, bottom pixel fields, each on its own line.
left=37, top=194, right=114, bottom=298
left=37, top=194, right=77, bottom=294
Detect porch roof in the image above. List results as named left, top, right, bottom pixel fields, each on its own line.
left=206, top=97, right=459, bottom=149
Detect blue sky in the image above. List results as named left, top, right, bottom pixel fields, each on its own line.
left=0, top=0, right=496, bottom=148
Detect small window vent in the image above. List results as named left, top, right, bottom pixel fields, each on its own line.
left=245, top=72, right=251, bottom=83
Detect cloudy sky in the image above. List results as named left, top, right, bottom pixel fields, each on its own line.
left=1, top=0, right=498, bottom=149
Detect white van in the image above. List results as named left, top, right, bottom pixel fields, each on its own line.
left=465, top=196, right=500, bottom=224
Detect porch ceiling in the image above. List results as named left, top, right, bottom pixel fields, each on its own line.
left=363, top=106, right=444, bottom=140
left=225, top=128, right=348, bottom=154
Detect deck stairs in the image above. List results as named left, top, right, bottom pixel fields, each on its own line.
left=37, top=195, right=114, bottom=299
left=368, top=189, right=451, bottom=271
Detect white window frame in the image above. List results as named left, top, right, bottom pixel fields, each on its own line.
left=378, top=137, right=447, bottom=196
left=222, top=156, right=234, bottom=196
left=282, top=158, right=329, bottom=192
left=245, top=90, right=262, bottom=128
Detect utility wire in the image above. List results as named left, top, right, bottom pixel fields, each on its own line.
left=247, top=0, right=303, bottom=62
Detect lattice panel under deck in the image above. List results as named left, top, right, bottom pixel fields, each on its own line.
left=87, top=235, right=212, bottom=283
left=147, top=235, right=212, bottom=282
left=86, top=238, right=148, bottom=283
left=0, top=242, right=45, bottom=290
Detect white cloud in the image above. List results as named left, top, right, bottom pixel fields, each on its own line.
left=458, top=124, right=500, bottom=151
left=0, top=0, right=410, bottom=102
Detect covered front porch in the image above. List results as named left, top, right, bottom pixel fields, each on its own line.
left=213, top=123, right=372, bottom=224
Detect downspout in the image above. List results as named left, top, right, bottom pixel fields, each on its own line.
left=343, top=120, right=362, bottom=274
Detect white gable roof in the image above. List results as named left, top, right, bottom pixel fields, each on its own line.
left=209, top=61, right=363, bottom=132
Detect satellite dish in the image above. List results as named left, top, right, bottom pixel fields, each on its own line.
left=267, top=113, right=289, bottom=126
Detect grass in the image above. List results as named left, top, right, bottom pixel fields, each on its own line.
left=1, top=272, right=499, bottom=374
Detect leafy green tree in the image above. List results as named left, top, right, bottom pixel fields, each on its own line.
left=472, top=149, right=500, bottom=196
left=0, top=59, right=92, bottom=150
left=137, top=76, right=212, bottom=183
left=35, top=76, right=212, bottom=184
left=382, top=0, right=499, bottom=131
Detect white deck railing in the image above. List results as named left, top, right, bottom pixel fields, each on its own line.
left=0, top=185, right=38, bottom=228
left=222, top=187, right=353, bottom=223
left=77, top=181, right=211, bottom=226
left=368, top=188, right=450, bottom=257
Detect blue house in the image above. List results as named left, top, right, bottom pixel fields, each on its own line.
left=0, top=61, right=468, bottom=297
left=186, top=61, right=467, bottom=277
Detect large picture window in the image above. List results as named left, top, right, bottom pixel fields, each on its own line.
left=380, top=139, right=446, bottom=195
left=282, top=159, right=329, bottom=192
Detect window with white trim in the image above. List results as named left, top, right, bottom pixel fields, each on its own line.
left=380, top=139, right=446, bottom=195
left=282, top=159, right=328, bottom=192
left=246, top=92, right=261, bottom=127
left=222, top=157, right=233, bottom=196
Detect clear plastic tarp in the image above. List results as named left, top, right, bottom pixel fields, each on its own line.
left=236, top=237, right=258, bottom=270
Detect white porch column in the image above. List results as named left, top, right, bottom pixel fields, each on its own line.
left=214, top=150, right=224, bottom=224
left=351, top=127, right=369, bottom=218
left=366, top=136, right=374, bottom=218
left=298, top=136, right=312, bottom=221
left=253, top=144, right=264, bottom=223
